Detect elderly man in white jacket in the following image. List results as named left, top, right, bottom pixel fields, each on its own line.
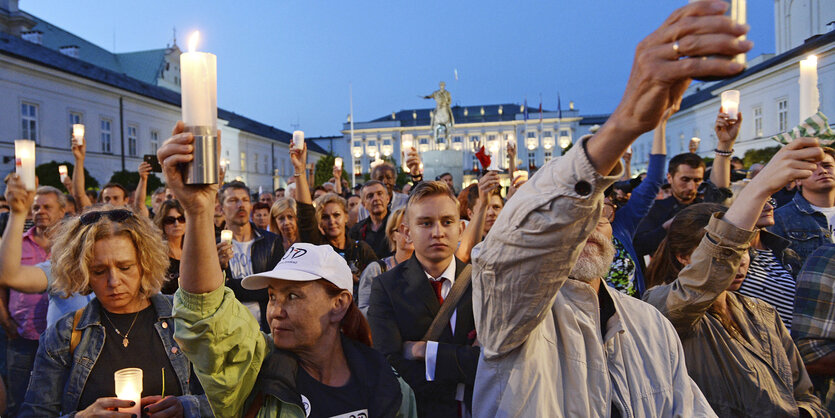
left=470, top=1, right=751, bottom=416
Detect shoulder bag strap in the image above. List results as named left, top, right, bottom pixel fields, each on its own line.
left=69, top=307, right=85, bottom=357
left=421, top=263, right=472, bottom=342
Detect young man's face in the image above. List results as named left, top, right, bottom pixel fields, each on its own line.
left=667, top=165, right=704, bottom=205
left=101, top=187, right=126, bottom=206
left=800, top=153, right=835, bottom=195
left=403, top=194, right=462, bottom=265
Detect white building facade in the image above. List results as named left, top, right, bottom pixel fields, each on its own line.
left=0, top=0, right=323, bottom=193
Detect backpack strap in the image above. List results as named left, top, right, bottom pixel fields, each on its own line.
left=69, top=307, right=85, bottom=357
left=422, top=264, right=472, bottom=342
left=376, top=259, right=388, bottom=273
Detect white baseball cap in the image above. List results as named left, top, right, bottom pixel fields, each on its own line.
left=241, top=243, right=353, bottom=294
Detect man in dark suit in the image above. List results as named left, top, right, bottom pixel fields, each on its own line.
left=368, top=181, right=479, bottom=417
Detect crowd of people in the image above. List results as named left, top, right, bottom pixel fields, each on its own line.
left=0, top=2, right=834, bottom=417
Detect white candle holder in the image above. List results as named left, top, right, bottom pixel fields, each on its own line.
left=181, top=31, right=218, bottom=185
left=334, top=157, right=343, bottom=168
left=72, top=124, right=85, bottom=146
left=14, top=139, right=36, bottom=190
left=114, top=368, right=142, bottom=416
left=720, top=90, right=740, bottom=120
left=292, top=131, right=305, bottom=151
left=220, top=229, right=233, bottom=244
left=58, top=165, right=68, bottom=183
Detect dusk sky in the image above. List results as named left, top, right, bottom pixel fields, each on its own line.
left=23, top=1, right=774, bottom=137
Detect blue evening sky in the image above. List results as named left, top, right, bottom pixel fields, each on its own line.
left=22, top=1, right=774, bottom=137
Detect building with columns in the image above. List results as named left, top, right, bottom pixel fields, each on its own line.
left=320, top=103, right=608, bottom=185
left=0, top=0, right=325, bottom=193
left=629, top=0, right=834, bottom=174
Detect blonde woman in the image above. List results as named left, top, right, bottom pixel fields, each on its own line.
left=268, top=197, right=299, bottom=251
left=357, top=208, right=414, bottom=315
left=19, top=205, right=210, bottom=417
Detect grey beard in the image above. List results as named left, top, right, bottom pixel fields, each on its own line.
left=569, top=231, right=616, bottom=283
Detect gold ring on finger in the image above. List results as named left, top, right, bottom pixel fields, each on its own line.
left=672, top=41, right=681, bottom=58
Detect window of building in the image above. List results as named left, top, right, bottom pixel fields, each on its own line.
left=353, top=140, right=361, bottom=148
left=452, top=136, right=463, bottom=143
left=383, top=138, right=391, bottom=146
left=419, top=137, right=429, bottom=145
left=241, top=152, right=247, bottom=171
left=354, top=159, right=362, bottom=175
left=101, top=118, right=112, bottom=153
left=150, top=130, right=159, bottom=153
left=559, top=129, right=570, bottom=138
left=777, top=98, right=788, bottom=132
left=753, top=106, right=763, bottom=137
left=527, top=131, right=537, bottom=139
left=264, top=155, right=269, bottom=173
left=527, top=151, right=536, bottom=168
left=21, top=102, right=38, bottom=141
left=543, top=131, right=553, bottom=138
left=68, top=111, right=82, bottom=146
left=544, top=150, right=552, bottom=163
left=254, top=153, right=259, bottom=172
left=127, top=125, right=138, bottom=156
left=368, top=140, right=376, bottom=147
left=471, top=153, right=479, bottom=170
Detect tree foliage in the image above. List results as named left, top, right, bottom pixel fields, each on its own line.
left=313, top=153, right=349, bottom=188
left=743, top=146, right=780, bottom=168
left=35, top=160, right=99, bottom=192
left=109, top=170, right=164, bottom=193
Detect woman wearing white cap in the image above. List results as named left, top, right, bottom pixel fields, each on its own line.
left=158, top=122, right=416, bottom=418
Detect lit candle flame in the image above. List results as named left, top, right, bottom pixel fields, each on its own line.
left=188, top=31, right=200, bottom=53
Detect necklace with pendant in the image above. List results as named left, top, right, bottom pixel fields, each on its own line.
left=101, top=308, right=141, bottom=348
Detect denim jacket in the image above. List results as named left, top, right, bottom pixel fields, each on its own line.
left=20, top=294, right=212, bottom=417
left=768, top=192, right=833, bottom=266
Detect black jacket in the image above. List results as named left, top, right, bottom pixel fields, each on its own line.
left=367, top=255, right=479, bottom=417
left=219, top=223, right=284, bottom=330
left=251, top=335, right=403, bottom=417
left=349, top=212, right=393, bottom=259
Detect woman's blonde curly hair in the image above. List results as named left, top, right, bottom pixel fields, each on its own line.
left=50, top=205, right=169, bottom=298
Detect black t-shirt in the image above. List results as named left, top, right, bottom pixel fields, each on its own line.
left=349, top=214, right=392, bottom=259
left=296, top=366, right=367, bottom=418
left=78, top=304, right=182, bottom=411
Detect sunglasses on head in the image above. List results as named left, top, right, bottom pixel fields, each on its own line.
left=163, top=215, right=186, bottom=225
left=79, top=209, right=134, bottom=225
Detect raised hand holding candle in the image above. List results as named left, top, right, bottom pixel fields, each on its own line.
left=14, top=140, right=36, bottom=190
left=720, top=90, right=740, bottom=120
left=180, top=31, right=218, bottom=184
left=72, top=124, right=85, bottom=146
left=799, top=55, right=819, bottom=122
left=292, top=131, right=305, bottom=150
left=114, top=368, right=142, bottom=416
left=220, top=229, right=233, bottom=244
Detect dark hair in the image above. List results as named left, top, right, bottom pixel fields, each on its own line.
left=153, top=199, right=185, bottom=239
left=276, top=187, right=285, bottom=192
left=371, top=162, right=395, bottom=180
left=85, top=189, right=98, bottom=202
left=220, top=181, right=251, bottom=204
left=252, top=202, right=270, bottom=212
left=319, top=280, right=372, bottom=347
left=100, top=183, right=127, bottom=200
left=645, top=203, right=727, bottom=289
left=436, top=172, right=452, bottom=180
left=668, top=153, right=706, bottom=176
left=361, top=180, right=386, bottom=194
left=459, top=184, right=479, bottom=220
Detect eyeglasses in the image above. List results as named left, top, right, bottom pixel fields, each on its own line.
left=163, top=215, right=186, bottom=225
left=602, top=203, right=616, bottom=223
left=79, top=209, right=134, bottom=225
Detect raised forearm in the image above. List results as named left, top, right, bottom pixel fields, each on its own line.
left=180, top=210, right=224, bottom=293
left=456, top=200, right=487, bottom=263
left=72, top=159, right=93, bottom=208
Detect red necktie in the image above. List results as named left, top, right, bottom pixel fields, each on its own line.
left=430, top=279, right=445, bottom=305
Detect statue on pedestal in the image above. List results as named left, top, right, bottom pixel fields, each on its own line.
left=423, top=81, right=454, bottom=143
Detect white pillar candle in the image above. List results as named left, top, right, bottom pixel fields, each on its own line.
left=58, top=165, right=68, bottom=183
left=720, top=90, right=740, bottom=120
left=220, top=229, right=233, bottom=244
left=292, top=131, right=305, bottom=150
left=334, top=157, right=343, bottom=168
left=72, top=124, right=85, bottom=146
left=14, top=140, right=36, bottom=190
left=799, top=55, right=819, bottom=122
left=113, top=368, right=142, bottom=416
left=180, top=31, right=217, bottom=129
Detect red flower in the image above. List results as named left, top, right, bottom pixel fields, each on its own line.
left=475, top=146, right=491, bottom=170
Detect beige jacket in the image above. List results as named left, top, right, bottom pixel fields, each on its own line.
left=643, top=216, right=828, bottom=417
left=471, top=142, right=714, bottom=417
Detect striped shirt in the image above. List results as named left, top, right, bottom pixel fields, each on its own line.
left=737, top=248, right=796, bottom=330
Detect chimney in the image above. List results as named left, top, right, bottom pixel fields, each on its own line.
left=21, top=30, right=42, bottom=45
left=0, top=0, right=20, bottom=13
left=60, top=45, right=79, bottom=58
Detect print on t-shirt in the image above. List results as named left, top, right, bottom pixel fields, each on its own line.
left=229, top=239, right=255, bottom=280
